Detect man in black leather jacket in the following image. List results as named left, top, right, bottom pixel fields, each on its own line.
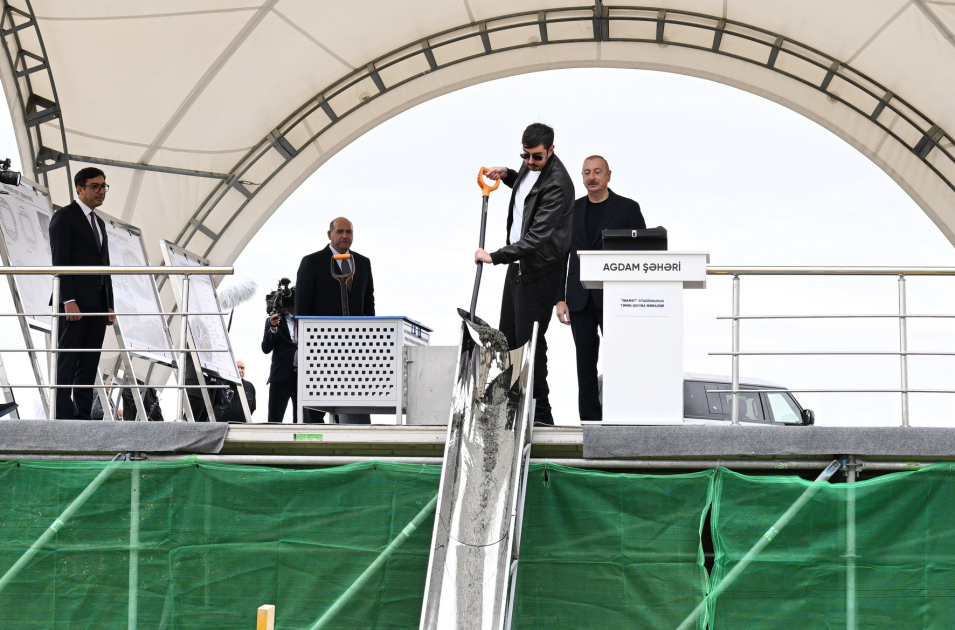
left=476, top=123, right=575, bottom=424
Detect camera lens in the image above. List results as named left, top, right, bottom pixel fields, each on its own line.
left=0, top=170, right=20, bottom=187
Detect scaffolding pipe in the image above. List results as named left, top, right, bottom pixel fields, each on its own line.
left=0, top=454, right=945, bottom=472
left=0, top=459, right=120, bottom=594
left=731, top=275, right=740, bottom=425
left=177, top=277, right=190, bottom=422
left=49, top=275, right=59, bottom=421
left=128, top=464, right=140, bottom=630
left=674, top=459, right=843, bottom=630
left=846, top=459, right=858, bottom=630
left=308, top=493, right=438, bottom=630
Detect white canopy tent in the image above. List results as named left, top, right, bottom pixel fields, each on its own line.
left=0, top=0, right=953, bottom=268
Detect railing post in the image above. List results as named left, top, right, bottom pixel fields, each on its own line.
left=898, top=274, right=909, bottom=427
left=49, top=275, right=59, bottom=421
left=731, top=274, right=740, bottom=425
left=177, top=277, right=191, bottom=422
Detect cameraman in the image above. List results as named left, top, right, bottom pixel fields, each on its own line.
left=262, top=298, right=298, bottom=423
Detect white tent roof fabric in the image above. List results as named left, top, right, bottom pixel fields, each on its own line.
left=1, top=0, right=953, bottom=266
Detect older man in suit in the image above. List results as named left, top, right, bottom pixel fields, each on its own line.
left=49, top=167, right=115, bottom=419
left=295, top=217, right=375, bottom=318
left=556, top=155, right=645, bottom=421
left=295, top=217, right=375, bottom=423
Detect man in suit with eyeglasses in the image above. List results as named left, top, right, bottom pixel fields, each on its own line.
left=49, top=167, right=115, bottom=419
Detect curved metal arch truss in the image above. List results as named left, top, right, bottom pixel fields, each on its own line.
left=0, top=0, right=71, bottom=197
left=11, top=4, right=955, bottom=259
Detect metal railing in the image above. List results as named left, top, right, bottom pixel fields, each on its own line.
left=707, top=266, right=955, bottom=426
left=0, top=265, right=233, bottom=421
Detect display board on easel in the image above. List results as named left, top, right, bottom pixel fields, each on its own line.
left=100, top=214, right=176, bottom=367
left=0, top=179, right=54, bottom=330
left=159, top=240, right=241, bottom=384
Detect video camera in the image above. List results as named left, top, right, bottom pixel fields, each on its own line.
left=265, top=277, right=295, bottom=314
left=0, top=158, right=21, bottom=187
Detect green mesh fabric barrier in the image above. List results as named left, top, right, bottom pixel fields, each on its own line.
left=11, top=459, right=953, bottom=630
left=0, top=460, right=440, bottom=630
left=0, top=460, right=716, bottom=630
left=710, top=464, right=955, bottom=630
left=513, top=465, right=714, bottom=630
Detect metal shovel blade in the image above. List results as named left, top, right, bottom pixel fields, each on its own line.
left=420, top=319, right=538, bottom=630
left=456, top=307, right=490, bottom=328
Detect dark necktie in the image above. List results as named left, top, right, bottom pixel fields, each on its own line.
left=89, top=212, right=101, bottom=252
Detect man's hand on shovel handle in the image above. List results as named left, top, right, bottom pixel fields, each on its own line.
left=475, top=248, right=492, bottom=264
left=484, top=167, right=507, bottom=180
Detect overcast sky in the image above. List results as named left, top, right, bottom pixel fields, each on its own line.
left=3, top=68, right=955, bottom=425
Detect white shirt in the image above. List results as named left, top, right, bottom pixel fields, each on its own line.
left=509, top=169, right=540, bottom=245
left=64, top=199, right=99, bottom=305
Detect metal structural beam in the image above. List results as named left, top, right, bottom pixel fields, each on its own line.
left=11, top=5, right=952, bottom=261
left=0, top=0, right=71, bottom=194
left=162, top=5, right=955, bottom=261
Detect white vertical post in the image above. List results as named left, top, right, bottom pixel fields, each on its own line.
left=49, top=275, right=60, bottom=421
left=731, top=275, right=740, bottom=425
left=898, top=275, right=909, bottom=427
left=128, top=464, right=140, bottom=630
left=177, top=278, right=190, bottom=422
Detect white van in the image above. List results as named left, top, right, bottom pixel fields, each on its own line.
left=596, top=373, right=815, bottom=425
left=682, top=373, right=814, bottom=426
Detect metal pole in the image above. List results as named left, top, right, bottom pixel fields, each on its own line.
left=899, top=275, right=909, bottom=427
left=504, top=398, right=536, bottom=630
left=121, top=352, right=148, bottom=421
left=0, top=352, right=19, bottom=418
left=731, top=275, right=740, bottom=425
left=177, top=277, right=190, bottom=422
left=49, top=275, right=59, bottom=421
left=845, top=458, right=857, bottom=630
left=674, top=459, right=843, bottom=630
left=128, top=463, right=140, bottom=630
left=308, top=493, right=438, bottom=630
left=0, top=460, right=120, bottom=594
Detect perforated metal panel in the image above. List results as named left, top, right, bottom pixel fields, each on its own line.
left=302, top=321, right=400, bottom=403
left=297, top=317, right=431, bottom=420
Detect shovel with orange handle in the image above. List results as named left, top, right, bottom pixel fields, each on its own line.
left=457, top=167, right=500, bottom=327
left=331, top=253, right=355, bottom=316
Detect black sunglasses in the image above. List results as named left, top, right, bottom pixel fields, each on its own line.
left=520, top=151, right=546, bottom=161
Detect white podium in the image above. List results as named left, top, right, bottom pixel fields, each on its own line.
left=579, top=251, right=709, bottom=423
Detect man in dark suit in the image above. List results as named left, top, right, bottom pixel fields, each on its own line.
left=557, top=155, right=645, bottom=420
left=295, top=217, right=375, bottom=423
left=295, top=217, right=375, bottom=317
left=262, top=307, right=298, bottom=422
left=49, top=167, right=115, bottom=420
left=478, top=123, right=575, bottom=425
left=215, top=359, right=256, bottom=423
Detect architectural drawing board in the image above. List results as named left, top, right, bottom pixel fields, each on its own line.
left=159, top=241, right=240, bottom=384
left=0, top=180, right=54, bottom=330
left=101, top=214, right=176, bottom=366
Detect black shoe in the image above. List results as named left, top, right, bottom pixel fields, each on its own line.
left=533, top=413, right=554, bottom=427
left=0, top=402, right=18, bottom=418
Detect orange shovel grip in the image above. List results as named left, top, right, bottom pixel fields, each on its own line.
left=477, top=167, right=500, bottom=196
left=333, top=254, right=352, bottom=260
